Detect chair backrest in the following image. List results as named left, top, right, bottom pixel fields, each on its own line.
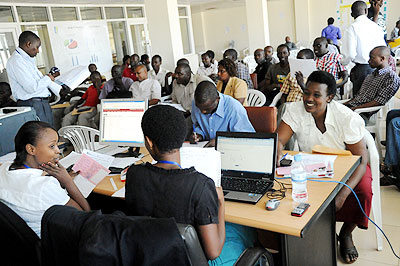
left=0, top=201, right=41, bottom=265
left=269, top=92, right=283, bottom=107
left=176, top=224, right=209, bottom=266
left=363, top=128, right=379, bottom=178
left=245, top=106, right=277, bottom=133
left=58, top=125, right=100, bottom=153
left=247, top=89, right=266, bottom=107
left=249, top=73, right=258, bottom=89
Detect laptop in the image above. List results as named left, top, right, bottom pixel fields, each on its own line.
left=215, top=132, right=277, bottom=204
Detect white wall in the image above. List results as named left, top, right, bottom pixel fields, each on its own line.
left=266, top=0, right=296, bottom=48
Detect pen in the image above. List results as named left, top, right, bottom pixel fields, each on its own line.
left=281, top=153, right=288, bottom=161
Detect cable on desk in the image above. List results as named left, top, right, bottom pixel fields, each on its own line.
left=308, top=178, right=400, bottom=260
left=267, top=179, right=291, bottom=200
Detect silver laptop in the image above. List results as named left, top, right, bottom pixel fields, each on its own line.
left=215, top=132, right=277, bottom=204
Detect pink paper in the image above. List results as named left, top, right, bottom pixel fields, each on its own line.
left=72, top=153, right=110, bottom=182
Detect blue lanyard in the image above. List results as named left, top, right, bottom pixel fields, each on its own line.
left=23, top=164, right=31, bottom=169
left=158, top=160, right=182, bottom=169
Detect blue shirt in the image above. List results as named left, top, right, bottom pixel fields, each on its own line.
left=191, top=93, right=255, bottom=140
left=321, top=25, right=342, bottom=45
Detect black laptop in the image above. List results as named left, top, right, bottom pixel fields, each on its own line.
left=215, top=132, right=277, bottom=204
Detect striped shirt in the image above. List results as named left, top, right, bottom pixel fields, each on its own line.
left=315, top=52, right=346, bottom=80
left=235, top=61, right=253, bottom=90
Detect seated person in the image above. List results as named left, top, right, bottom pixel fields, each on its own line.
left=0, top=121, right=90, bottom=237
left=62, top=71, right=103, bottom=128
left=125, top=105, right=256, bottom=264
left=190, top=81, right=255, bottom=147
left=313, top=37, right=348, bottom=88
left=285, top=36, right=297, bottom=50
left=264, top=45, right=278, bottom=64
left=206, top=50, right=218, bottom=69
left=148, top=55, right=170, bottom=95
left=82, top=63, right=106, bottom=83
left=99, top=65, right=133, bottom=99
left=388, top=20, right=400, bottom=42
left=0, top=82, right=16, bottom=108
left=140, top=54, right=151, bottom=71
left=262, top=44, right=290, bottom=105
left=277, top=71, right=371, bottom=264
left=129, top=65, right=161, bottom=106
left=123, top=54, right=139, bottom=81
left=164, top=58, right=191, bottom=96
left=216, top=58, right=248, bottom=105
left=122, top=55, right=130, bottom=70
left=344, top=46, right=400, bottom=117
left=223, top=49, right=253, bottom=90
left=197, top=52, right=218, bottom=82
left=253, top=49, right=271, bottom=89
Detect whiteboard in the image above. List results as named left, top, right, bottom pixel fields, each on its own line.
left=48, top=20, right=113, bottom=76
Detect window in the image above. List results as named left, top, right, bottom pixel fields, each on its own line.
left=178, top=7, right=187, bottom=16
left=107, top=21, right=128, bottom=64
left=126, top=7, right=144, bottom=18
left=105, top=7, right=124, bottom=19
left=17, top=6, right=49, bottom=22
left=0, top=6, right=14, bottom=22
left=52, top=7, right=78, bottom=21
left=80, top=7, right=102, bottom=20
left=178, top=6, right=193, bottom=54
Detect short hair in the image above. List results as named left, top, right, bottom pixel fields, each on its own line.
left=327, top=17, right=334, bottom=24
left=396, top=20, right=400, bottom=27
left=194, top=81, right=219, bottom=105
left=13, top=121, right=55, bottom=167
left=141, top=54, right=149, bottom=62
left=297, top=49, right=314, bottom=59
left=90, top=70, right=101, bottom=79
left=122, top=55, right=130, bottom=64
left=0, top=82, right=11, bottom=92
left=176, top=62, right=191, bottom=74
left=152, top=55, right=162, bottom=62
left=218, top=58, right=237, bottom=77
left=224, top=49, right=238, bottom=61
left=177, top=58, right=189, bottom=66
left=373, top=45, right=391, bottom=57
left=306, top=71, right=337, bottom=96
left=277, top=44, right=289, bottom=52
left=201, top=52, right=210, bottom=58
left=88, top=63, right=96, bottom=69
left=141, top=105, right=186, bottom=153
left=18, top=31, right=40, bottom=46
left=351, top=1, right=367, bottom=16
left=206, top=50, right=215, bottom=59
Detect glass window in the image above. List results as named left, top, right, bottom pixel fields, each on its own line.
left=126, top=7, right=144, bottom=18
left=105, top=7, right=124, bottom=19
left=107, top=21, right=128, bottom=64
left=80, top=7, right=102, bottom=20
left=178, top=7, right=187, bottom=16
left=0, top=6, right=14, bottom=22
left=180, top=18, right=191, bottom=54
left=51, top=7, right=77, bottom=21
left=17, top=6, right=49, bottom=22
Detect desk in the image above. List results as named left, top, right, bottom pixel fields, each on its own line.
left=93, top=150, right=360, bottom=266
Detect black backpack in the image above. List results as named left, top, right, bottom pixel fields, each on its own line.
left=106, top=85, right=132, bottom=99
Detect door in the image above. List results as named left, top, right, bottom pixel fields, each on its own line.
left=128, top=22, right=151, bottom=56
left=0, top=26, right=18, bottom=83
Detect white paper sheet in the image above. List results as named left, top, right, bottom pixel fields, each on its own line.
left=73, top=174, right=96, bottom=198
left=83, top=149, right=114, bottom=169
left=111, top=157, right=141, bottom=168
left=59, top=151, right=81, bottom=168
left=181, top=141, right=209, bottom=148
left=56, top=65, right=90, bottom=90
left=289, top=58, right=317, bottom=79
left=112, top=187, right=126, bottom=198
left=180, top=147, right=221, bottom=187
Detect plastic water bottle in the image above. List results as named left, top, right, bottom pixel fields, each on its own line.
left=291, top=154, right=308, bottom=203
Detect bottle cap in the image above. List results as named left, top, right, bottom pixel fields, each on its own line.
left=294, top=154, right=302, bottom=161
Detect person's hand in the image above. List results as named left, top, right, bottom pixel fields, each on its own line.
left=39, top=161, right=72, bottom=186
left=204, top=139, right=216, bottom=148
left=165, top=72, right=173, bottom=78
left=295, top=71, right=305, bottom=89
left=47, top=74, right=55, bottom=81
left=189, top=132, right=203, bottom=144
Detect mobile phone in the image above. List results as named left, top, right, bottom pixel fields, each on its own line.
left=291, top=203, right=310, bottom=217
left=280, top=158, right=292, bottom=167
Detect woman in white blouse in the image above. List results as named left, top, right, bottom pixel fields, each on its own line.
left=277, top=71, right=371, bottom=264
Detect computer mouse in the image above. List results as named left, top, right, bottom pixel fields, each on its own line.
left=266, top=199, right=280, bottom=211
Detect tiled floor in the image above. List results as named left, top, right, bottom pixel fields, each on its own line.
left=337, top=186, right=400, bottom=265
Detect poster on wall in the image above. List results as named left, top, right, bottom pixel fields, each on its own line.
left=48, top=20, right=113, bottom=76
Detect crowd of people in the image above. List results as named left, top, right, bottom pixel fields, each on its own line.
left=1, top=0, right=400, bottom=265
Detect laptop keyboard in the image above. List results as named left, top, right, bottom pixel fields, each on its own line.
left=221, top=177, right=271, bottom=194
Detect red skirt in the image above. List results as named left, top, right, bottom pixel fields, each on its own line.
left=336, top=164, right=372, bottom=229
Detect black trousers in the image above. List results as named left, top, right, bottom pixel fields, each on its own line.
left=350, top=63, right=374, bottom=96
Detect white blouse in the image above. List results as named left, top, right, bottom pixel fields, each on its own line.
left=282, top=100, right=365, bottom=152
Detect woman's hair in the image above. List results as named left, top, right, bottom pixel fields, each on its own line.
left=122, top=55, right=130, bottom=65
left=306, top=71, right=337, bottom=96
left=141, top=105, right=187, bottom=153
left=13, top=121, right=55, bottom=166
left=218, top=58, right=237, bottom=77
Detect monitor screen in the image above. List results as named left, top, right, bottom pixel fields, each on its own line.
left=99, top=99, right=147, bottom=146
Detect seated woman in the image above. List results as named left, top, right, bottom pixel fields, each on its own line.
left=276, top=71, right=371, bottom=264
left=125, top=105, right=256, bottom=265
left=0, top=121, right=90, bottom=237
left=216, top=58, right=248, bottom=105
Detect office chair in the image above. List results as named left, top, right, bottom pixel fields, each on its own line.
left=245, top=106, right=277, bottom=133
left=58, top=125, right=100, bottom=153
left=0, top=201, right=41, bottom=266
left=247, top=89, right=266, bottom=106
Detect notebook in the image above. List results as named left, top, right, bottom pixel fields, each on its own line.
left=215, top=132, right=277, bottom=204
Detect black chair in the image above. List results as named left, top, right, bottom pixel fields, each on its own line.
left=0, top=201, right=41, bottom=266
left=177, top=224, right=274, bottom=266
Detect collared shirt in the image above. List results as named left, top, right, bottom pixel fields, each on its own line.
left=197, top=64, right=218, bottom=76
left=321, top=25, right=342, bottom=45
left=235, top=61, right=253, bottom=90
left=342, top=15, right=386, bottom=65
left=347, top=66, right=400, bottom=107
left=82, top=84, right=103, bottom=107
left=216, top=77, right=248, bottom=106
left=171, top=74, right=212, bottom=112
left=6, top=47, right=62, bottom=100
left=192, top=93, right=255, bottom=140
left=148, top=67, right=169, bottom=87
left=280, top=73, right=304, bottom=102
left=282, top=100, right=365, bottom=152
left=315, top=52, right=346, bottom=80
left=129, top=78, right=161, bottom=101
left=99, top=77, right=134, bottom=99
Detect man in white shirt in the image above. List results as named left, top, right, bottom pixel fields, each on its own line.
left=130, top=64, right=161, bottom=106
left=341, top=1, right=386, bottom=95
left=197, top=52, right=218, bottom=81
left=148, top=55, right=169, bottom=95
left=6, top=31, right=63, bottom=126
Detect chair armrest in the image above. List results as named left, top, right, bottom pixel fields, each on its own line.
left=234, top=247, right=274, bottom=266
left=354, top=106, right=383, bottom=114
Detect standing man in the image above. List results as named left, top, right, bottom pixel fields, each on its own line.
left=342, top=1, right=386, bottom=96
left=367, top=0, right=387, bottom=39
left=6, top=31, right=63, bottom=125
left=321, top=17, right=342, bottom=46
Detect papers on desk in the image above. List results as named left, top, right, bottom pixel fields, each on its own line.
left=82, top=149, right=114, bottom=169
left=181, top=141, right=209, bottom=148
left=112, top=187, right=125, bottom=198
left=158, top=102, right=186, bottom=112
left=288, top=58, right=316, bottom=79
left=111, top=157, right=141, bottom=168
left=180, top=147, right=221, bottom=187
left=59, top=151, right=81, bottom=168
